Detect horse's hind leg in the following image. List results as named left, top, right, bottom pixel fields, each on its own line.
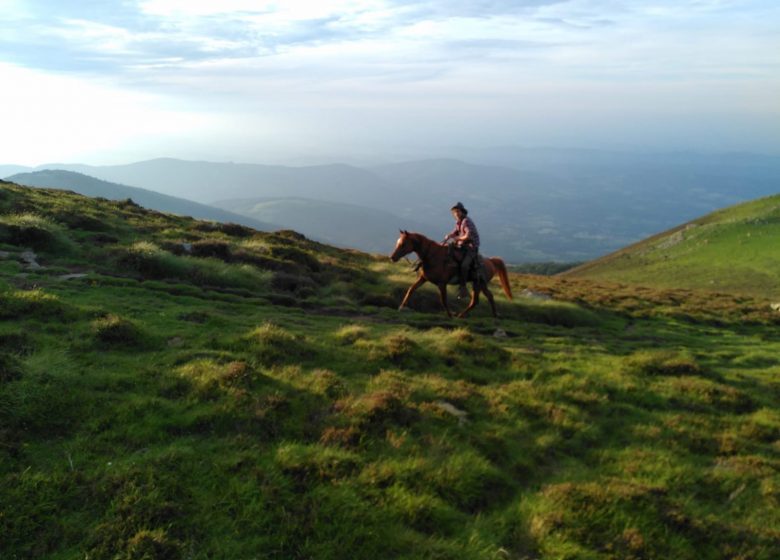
left=483, top=284, right=498, bottom=318
left=457, top=283, right=480, bottom=318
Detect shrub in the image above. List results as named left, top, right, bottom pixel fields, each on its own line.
left=271, top=271, right=317, bottom=294
left=434, top=328, right=511, bottom=368
left=334, top=324, right=370, bottom=345
left=191, top=239, right=231, bottom=261
left=118, top=242, right=188, bottom=279
left=625, top=350, right=703, bottom=377
left=118, top=242, right=270, bottom=290
left=0, top=288, right=70, bottom=321
left=270, top=245, right=321, bottom=272
left=275, top=442, right=362, bottom=483
left=0, top=213, right=71, bottom=251
left=244, top=322, right=313, bottom=365
left=0, top=352, right=23, bottom=383
left=92, top=314, right=144, bottom=348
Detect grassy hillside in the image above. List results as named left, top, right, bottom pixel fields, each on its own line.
left=1, top=180, right=779, bottom=559
left=8, top=169, right=281, bottom=233
left=564, top=193, right=780, bottom=298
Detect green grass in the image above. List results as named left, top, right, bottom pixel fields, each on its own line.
left=1, top=181, right=779, bottom=559
left=565, top=193, right=780, bottom=298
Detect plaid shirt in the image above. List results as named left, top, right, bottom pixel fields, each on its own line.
left=445, top=216, right=480, bottom=249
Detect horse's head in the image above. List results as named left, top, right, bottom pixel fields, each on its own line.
left=390, top=230, right=414, bottom=262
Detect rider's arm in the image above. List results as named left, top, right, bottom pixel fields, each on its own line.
left=443, top=225, right=459, bottom=242
left=457, top=221, right=472, bottom=244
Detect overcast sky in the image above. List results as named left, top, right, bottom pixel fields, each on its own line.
left=1, top=0, right=778, bottom=165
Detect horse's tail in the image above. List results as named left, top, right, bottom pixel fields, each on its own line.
left=491, top=257, right=513, bottom=300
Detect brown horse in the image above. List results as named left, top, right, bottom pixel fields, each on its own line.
left=390, top=230, right=513, bottom=318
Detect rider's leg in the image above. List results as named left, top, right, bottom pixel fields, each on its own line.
left=458, top=251, right=473, bottom=298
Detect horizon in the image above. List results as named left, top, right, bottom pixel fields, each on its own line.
left=4, top=144, right=780, bottom=171
left=1, top=1, right=779, bottom=167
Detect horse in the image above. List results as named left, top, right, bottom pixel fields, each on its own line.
left=389, top=230, right=513, bottom=318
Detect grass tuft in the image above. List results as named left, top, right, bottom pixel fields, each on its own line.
left=0, top=213, right=72, bottom=251
left=625, top=350, right=703, bottom=377
left=92, top=314, right=145, bottom=348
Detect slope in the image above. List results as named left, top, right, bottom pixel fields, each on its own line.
left=213, top=196, right=430, bottom=254
left=563, top=193, right=780, bottom=298
left=8, top=169, right=281, bottom=232
left=1, top=180, right=779, bottom=559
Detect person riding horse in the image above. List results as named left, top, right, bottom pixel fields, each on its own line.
left=443, top=202, right=480, bottom=299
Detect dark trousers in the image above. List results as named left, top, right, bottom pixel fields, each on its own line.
left=459, top=250, right=474, bottom=285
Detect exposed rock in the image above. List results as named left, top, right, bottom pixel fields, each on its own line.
left=0, top=251, right=10, bottom=259
left=20, top=250, right=42, bottom=269
left=434, top=401, right=468, bottom=425
left=520, top=288, right=551, bottom=301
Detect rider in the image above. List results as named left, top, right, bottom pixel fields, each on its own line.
left=443, top=202, right=480, bottom=299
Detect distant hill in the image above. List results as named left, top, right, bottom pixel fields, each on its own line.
left=33, top=158, right=404, bottom=209
left=563, top=193, right=780, bottom=297
left=7, top=170, right=281, bottom=232
left=213, top=197, right=429, bottom=254
left=7, top=151, right=780, bottom=262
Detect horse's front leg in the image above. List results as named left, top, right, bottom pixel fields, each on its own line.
left=399, top=275, right=426, bottom=311
left=437, top=283, right=453, bottom=318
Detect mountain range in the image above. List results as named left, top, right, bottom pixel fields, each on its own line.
left=4, top=149, right=779, bottom=262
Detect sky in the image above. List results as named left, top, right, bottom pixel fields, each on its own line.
left=0, top=0, right=779, bottom=166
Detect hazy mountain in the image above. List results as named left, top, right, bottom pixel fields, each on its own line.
left=0, top=165, right=31, bottom=177
left=39, top=158, right=405, bottom=208
left=6, top=149, right=779, bottom=262
left=7, top=170, right=281, bottom=232
left=214, top=197, right=429, bottom=254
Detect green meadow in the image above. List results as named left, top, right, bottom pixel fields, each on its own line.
left=1, top=181, right=778, bottom=559
left=565, top=194, right=780, bottom=298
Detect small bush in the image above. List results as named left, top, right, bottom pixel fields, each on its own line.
left=383, top=484, right=463, bottom=535
left=0, top=213, right=71, bottom=251
left=369, top=332, right=431, bottom=369
left=191, top=239, right=231, bottom=261
left=118, top=242, right=188, bottom=279
left=0, top=331, right=33, bottom=355
left=434, top=328, right=511, bottom=368
left=244, top=322, right=313, bottom=365
left=124, top=529, right=183, bottom=560
left=0, top=288, right=70, bottom=320
left=195, top=221, right=254, bottom=237
left=625, top=350, right=703, bottom=377
left=275, top=442, right=362, bottom=483
left=177, top=359, right=262, bottom=399
left=334, top=324, right=370, bottom=345
left=334, top=390, right=417, bottom=436
left=118, top=242, right=270, bottom=290
left=271, top=271, right=317, bottom=294
left=0, top=352, right=23, bottom=383
left=270, top=245, right=321, bottom=272
left=92, top=314, right=144, bottom=348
